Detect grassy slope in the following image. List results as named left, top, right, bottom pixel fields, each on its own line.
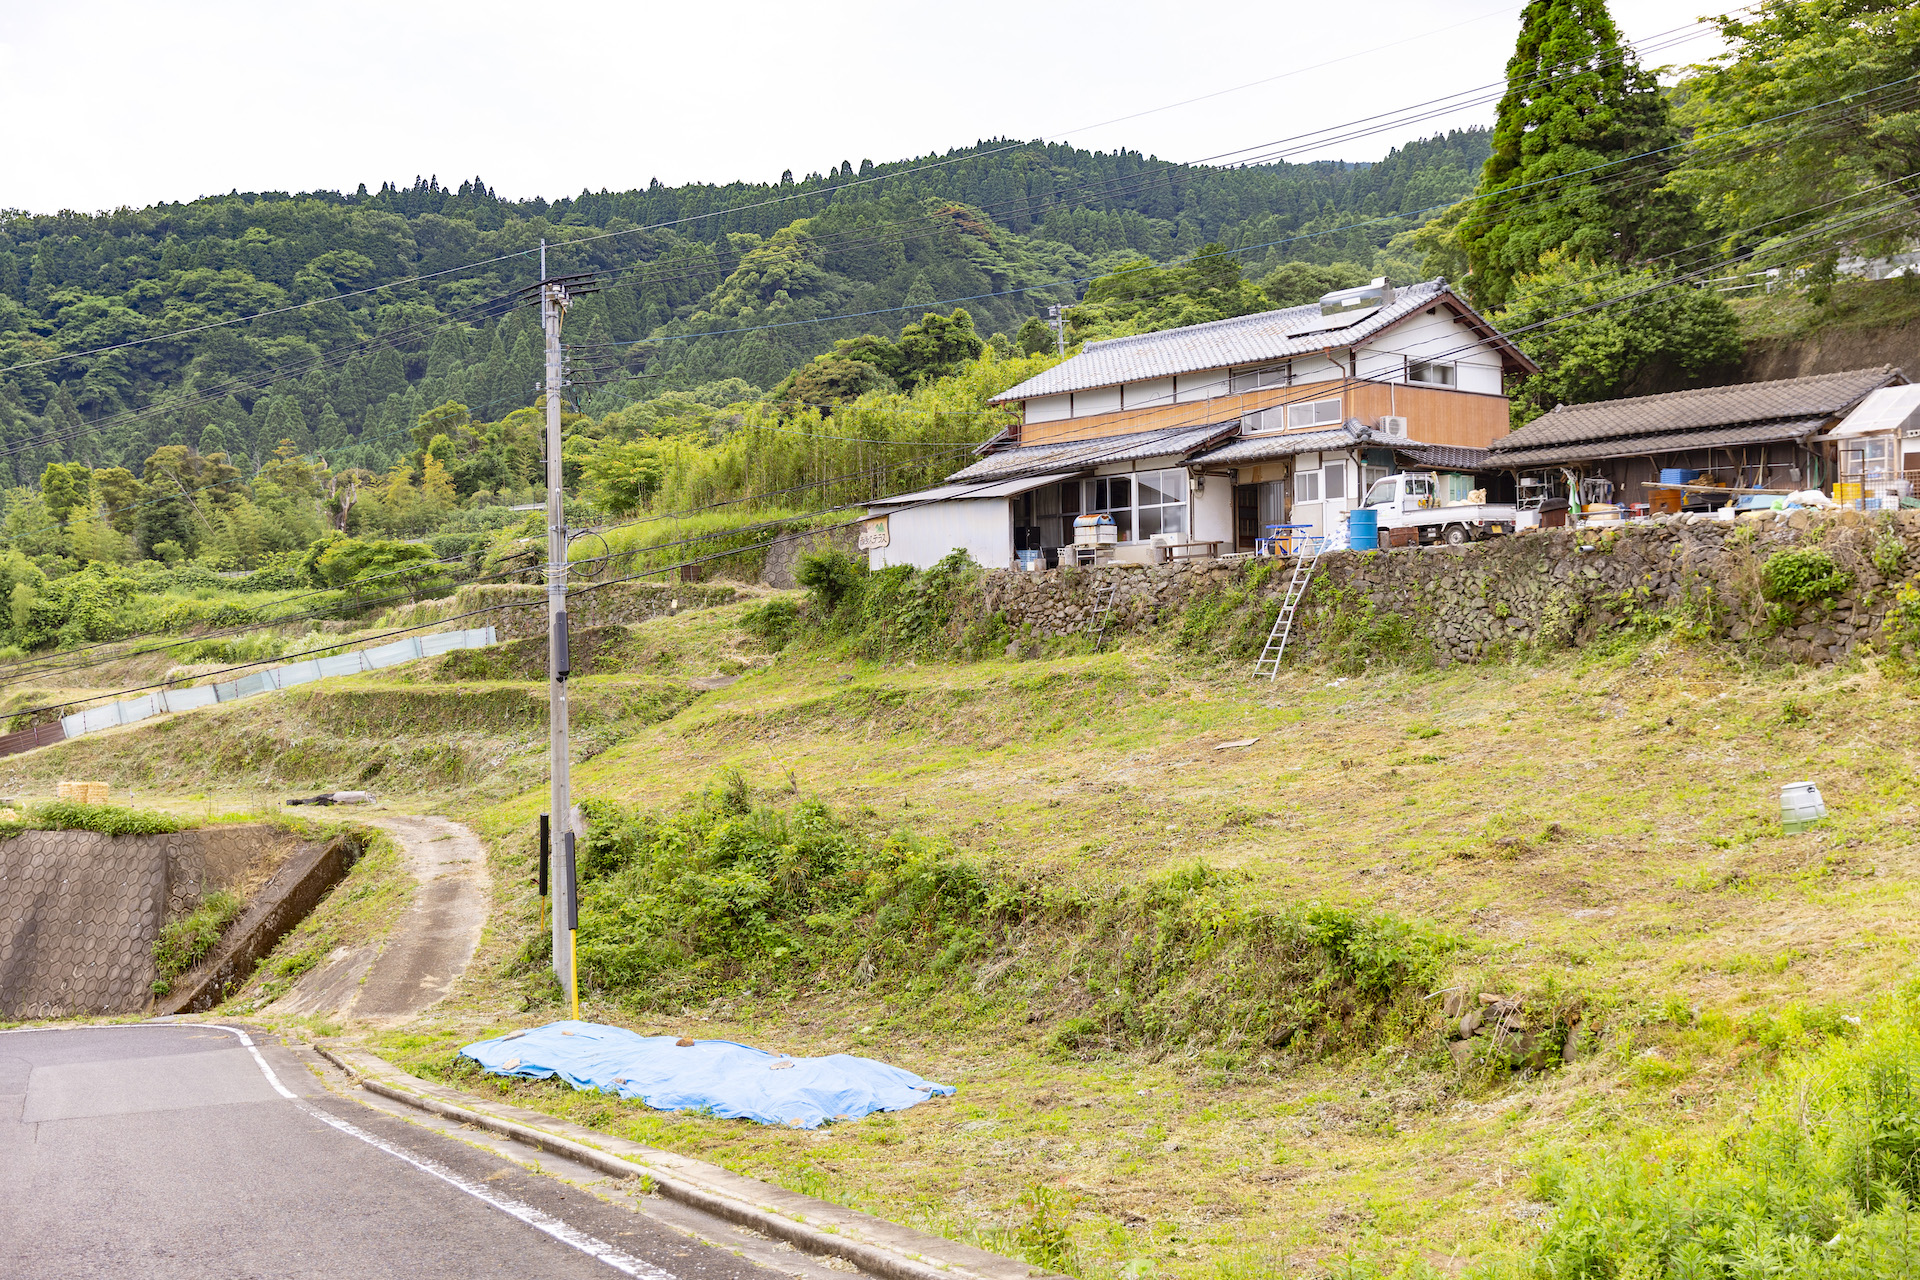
left=20, top=594, right=1916, bottom=1274
left=1732, top=274, right=1920, bottom=344
left=259, top=597, right=1911, bottom=1279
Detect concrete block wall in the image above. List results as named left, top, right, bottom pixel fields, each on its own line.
left=0, top=824, right=287, bottom=1018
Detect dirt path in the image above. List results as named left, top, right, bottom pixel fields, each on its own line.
left=269, top=814, right=489, bottom=1024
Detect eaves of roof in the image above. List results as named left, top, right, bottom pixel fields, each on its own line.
left=1490, top=367, right=1902, bottom=451
left=1486, top=419, right=1827, bottom=469
left=988, top=279, right=1534, bottom=403
left=943, top=421, right=1239, bottom=483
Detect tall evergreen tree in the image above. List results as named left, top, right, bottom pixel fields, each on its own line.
left=1458, top=0, right=1698, bottom=309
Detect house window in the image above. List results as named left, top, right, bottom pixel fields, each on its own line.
left=1296, top=460, right=1346, bottom=503
left=1087, top=475, right=1133, bottom=541
left=1136, top=469, right=1188, bottom=538
left=1408, top=361, right=1455, bottom=386
left=1229, top=363, right=1290, bottom=393
left=1362, top=465, right=1392, bottom=500
left=1287, top=397, right=1343, bottom=429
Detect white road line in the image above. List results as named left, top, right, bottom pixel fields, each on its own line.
left=24, top=1021, right=676, bottom=1280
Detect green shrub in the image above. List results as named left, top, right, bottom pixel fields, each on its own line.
left=739, top=598, right=799, bottom=650
left=33, top=800, right=187, bottom=836
left=795, top=548, right=865, bottom=611
left=151, top=890, right=243, bottom=994
left=1520, top=982, right=1920, bottom=1280
left=1761, top=548, right=1851, bottom=603
left=568, top=782, right=1453, bottom=1059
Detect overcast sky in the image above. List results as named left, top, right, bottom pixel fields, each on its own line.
left=0, top=0, right=1729, bottom=216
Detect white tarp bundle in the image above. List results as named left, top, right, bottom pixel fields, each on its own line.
left=61, top=626, right=496, bottom=741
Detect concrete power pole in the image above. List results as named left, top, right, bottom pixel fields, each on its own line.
left=1047, top=304, right=1065, bottom=357
left=531, top=240, right=597, bottom=1017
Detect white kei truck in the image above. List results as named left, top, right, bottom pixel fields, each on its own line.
left=1359, top=471, right=1517, bottom=546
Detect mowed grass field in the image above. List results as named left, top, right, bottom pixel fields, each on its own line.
left=24, top=592, right=1920, bottom=1276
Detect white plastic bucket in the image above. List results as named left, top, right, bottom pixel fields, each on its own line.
left=1781, top=781, right=1827, bottom=831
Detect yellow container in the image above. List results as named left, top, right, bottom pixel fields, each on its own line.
left=1835, top=482, right=1864, bottom=503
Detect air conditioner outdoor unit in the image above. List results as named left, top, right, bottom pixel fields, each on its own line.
left=1379, top=416, right=1408, bottom=438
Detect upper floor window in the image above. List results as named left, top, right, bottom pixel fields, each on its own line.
left=1287, top=397, right=1344, bottom=429
left=1229, top=363, right=1290, bottom=393
left=1408, top=360, right=1455, bottom=387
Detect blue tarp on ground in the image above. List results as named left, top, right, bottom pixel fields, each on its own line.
left=459, top=1021, right=954, bottom=1129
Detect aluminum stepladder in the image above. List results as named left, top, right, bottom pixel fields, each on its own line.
left=1252, top=533, right=1330, bottom=679
left=1089, top=577, right=1121, bottom=652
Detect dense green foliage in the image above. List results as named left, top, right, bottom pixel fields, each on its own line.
left=0, top=134, right=1491, bottom=487
left=1762, top=548, right=1853, bottom=603
left=32, top=799, right=188, bottom=835
left=1504, top=984, right=1920, bottom=1280
left=1675, top=0, right=1920, bottom=277
left=1457, top=0, right=1698, bottom=311
left=151, top=889, right=243, bottom=995
left=1494, top=252, right=1745, bottom=421
left=565, top=784, right=1452, bottom=1057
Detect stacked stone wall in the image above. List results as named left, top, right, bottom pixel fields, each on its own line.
left=979, top=509, right=1920, bottom=666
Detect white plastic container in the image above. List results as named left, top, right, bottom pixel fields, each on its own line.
left=1781, top=781, right=1827, bottom=832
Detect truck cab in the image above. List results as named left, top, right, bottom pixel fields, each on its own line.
left=1362, top=472, right=1436, bottom=515
left=1360, top=471, right=1514, bottom=546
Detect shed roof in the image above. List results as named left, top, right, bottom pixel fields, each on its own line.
left=942, top=421, right=1238, bottom=483
left=989, top=279, right=1533, bottom=402
left=1826, top=384, right=1920, bottom=438
left=1487, top=419, right=1828, bottom=469
left=865, top=472, right=1082, bottom=508
left=1487, top=367, right=1903, bottom=460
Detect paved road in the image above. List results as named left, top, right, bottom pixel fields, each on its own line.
left=0, top=1023, right=795, bottom=1280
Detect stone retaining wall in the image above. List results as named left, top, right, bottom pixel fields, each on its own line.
left=980, top=509, right=1920, bottom=666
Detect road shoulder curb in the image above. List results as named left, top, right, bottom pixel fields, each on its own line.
left=314, top=1041, right=1051, bottom=1280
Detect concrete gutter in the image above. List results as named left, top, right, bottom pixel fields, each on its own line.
left=316, top=1043, right=1054, bottom=1280
left=159, top=833, right=363, bottom=1016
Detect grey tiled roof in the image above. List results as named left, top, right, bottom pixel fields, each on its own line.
left=943, top=422, right=1238, bottom=482
left=1488, top=367, right=1902, bottom=454
left=990, top=279, right=1522, bottom=402
left=1396, top=443, right=1491, bottom=471
left=1189, top=422, right=1382, bottom=466
left=1488, top=419, right=1827, bottom=469
left=1189, top=422, right=1496, bottom=471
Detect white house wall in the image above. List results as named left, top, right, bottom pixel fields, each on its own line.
left=1125, top=377, right=1175, bottom=409
left=869, top=499, right=1013, bottom=571
left=1191, top=474, right=1234, bottom=546
left=1025, top=394, right=1070, bottom=425
left=1357, top=310, right=1505, bottom=394
left=1073, top=386, right=1122, bottom=417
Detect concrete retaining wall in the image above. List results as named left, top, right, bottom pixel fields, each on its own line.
left=159, top=833, right=360, bottom=1015
left=0, top=823, right=298, bottom=1018
left=980, top=509, right=1920, bottom=667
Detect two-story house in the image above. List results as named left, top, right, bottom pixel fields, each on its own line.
left=861, top=276, right=1537, bottom=569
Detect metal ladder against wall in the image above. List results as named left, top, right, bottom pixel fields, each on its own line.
left=1089, top=579, right=1121, bottom=652
left=1252, top=536, right=1328, bottom=680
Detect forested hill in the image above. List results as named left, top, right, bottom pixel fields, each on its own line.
left=0, top=130, right=1488, bottom=484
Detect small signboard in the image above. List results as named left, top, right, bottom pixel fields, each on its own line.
left=857, top=517, right=889, bottom=551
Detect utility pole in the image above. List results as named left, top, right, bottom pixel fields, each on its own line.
left=1047, top=304, right=1066, bottom=357
left=524, top=241, right=598, bottom=1018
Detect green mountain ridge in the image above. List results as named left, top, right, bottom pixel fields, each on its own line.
left=0, top=131, right=1491, bottom=485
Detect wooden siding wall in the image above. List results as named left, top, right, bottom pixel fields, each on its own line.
left=1014, top=378, right=1512, bottom=449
